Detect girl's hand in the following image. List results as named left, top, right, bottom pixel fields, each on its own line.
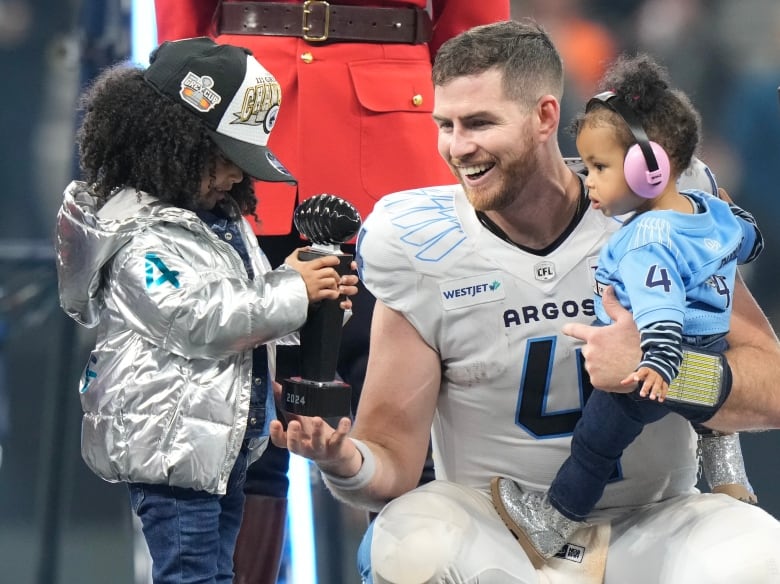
left=285, top=248, right=360, bottom=304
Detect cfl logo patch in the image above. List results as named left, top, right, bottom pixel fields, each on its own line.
left=534, top=261, right=556, bottom=281
left=554, top=542, right=585, bottom=563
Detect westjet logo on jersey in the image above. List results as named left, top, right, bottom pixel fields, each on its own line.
left=440, top=273, right=505, bottom=310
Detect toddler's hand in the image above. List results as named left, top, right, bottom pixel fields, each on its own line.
left=621, top=367, right=669, bottom=402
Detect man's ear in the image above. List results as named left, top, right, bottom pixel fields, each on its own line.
left=536, top=94, right=560, bottom=142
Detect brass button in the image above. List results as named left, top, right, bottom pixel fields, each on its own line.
left=301, top=52, right=314, bottom=64
left=412, top=94, right=423, bottom=106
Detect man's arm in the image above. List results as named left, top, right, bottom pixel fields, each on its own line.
left=706, top=273, right=780, bottom=431
left=562, top=278, right=780, bottom=432
left=270, top=300, right=440, bottom=507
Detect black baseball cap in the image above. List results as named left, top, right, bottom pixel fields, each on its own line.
left=143, top=37, right=296, bottom=184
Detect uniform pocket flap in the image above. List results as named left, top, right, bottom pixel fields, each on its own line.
left=349, top=60, right=434, bottom=114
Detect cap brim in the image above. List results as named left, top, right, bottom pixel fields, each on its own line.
left=208, top=130, right=296, bottom=184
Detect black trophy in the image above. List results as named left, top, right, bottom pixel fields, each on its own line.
left=282, top=194, right=362, bottom=418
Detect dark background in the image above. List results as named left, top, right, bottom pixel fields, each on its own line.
left=1, top=1, right=778, bottom=582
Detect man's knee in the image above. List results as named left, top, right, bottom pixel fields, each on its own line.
left=609, top=494, right=780, bottom=583
left=681, top=497, right=780, bottom=583
left=370, top=488, right=472, bottom=584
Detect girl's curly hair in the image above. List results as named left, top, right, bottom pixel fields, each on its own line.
left=76, top=63, right=257, bottom=216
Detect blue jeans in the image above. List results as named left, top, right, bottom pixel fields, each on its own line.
left=548, top=387, right=669, bottom=521
left=357, top=519, right=375, bottom=583
left=129, top=447, right=249, bottom=584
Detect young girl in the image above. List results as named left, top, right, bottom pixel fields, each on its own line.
left=492, top=53, right=763, bottom=567
left=55, top=37, right=358, bottom=583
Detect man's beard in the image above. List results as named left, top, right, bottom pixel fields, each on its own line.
left=463, top=135, right=537, bottom=212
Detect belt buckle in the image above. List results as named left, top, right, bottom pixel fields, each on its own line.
left=302, top=0, right=330, bottom=42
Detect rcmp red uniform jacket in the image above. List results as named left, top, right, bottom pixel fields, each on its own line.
left=154, top=0, right=510, bottom=235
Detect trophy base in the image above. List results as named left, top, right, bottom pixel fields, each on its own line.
left=282, top=377, right=352, bottom=418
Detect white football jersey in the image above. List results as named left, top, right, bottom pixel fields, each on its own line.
left=357, top=178, right=699, bottom=514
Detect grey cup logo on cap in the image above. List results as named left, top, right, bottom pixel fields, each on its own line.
left=180, top=73, right=222, bottom=112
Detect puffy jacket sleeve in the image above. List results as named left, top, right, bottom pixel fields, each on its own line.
left=108, top=222, right=308, bottom=360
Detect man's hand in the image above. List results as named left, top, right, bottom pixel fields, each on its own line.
left=339, top=260, right=360, bottom=311
left=561, top=286, right=641, bottom=392
left=269, top=415, right=362, bottom=478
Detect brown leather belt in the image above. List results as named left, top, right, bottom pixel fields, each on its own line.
left=216, top=1, right=432, bottom=44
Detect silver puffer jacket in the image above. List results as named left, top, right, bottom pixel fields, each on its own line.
left=56, top=181, right=308, bottom=494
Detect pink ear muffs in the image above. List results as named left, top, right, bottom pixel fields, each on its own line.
left=587, top=91, right=671, bottom=199
left=624, top=140, right=670, bottom=198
